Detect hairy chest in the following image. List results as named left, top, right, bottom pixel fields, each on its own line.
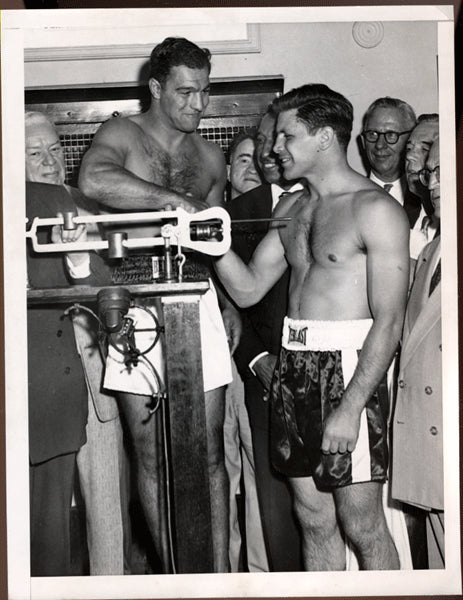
left=126, top=135, right=209, bottom=200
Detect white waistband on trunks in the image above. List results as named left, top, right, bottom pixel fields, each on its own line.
left=282, top=317, right=373, bottom=351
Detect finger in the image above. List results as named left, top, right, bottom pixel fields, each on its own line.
left=321, top=435, right=331, bottom=454
left=337, top=442, right=348, bottom=454
left=346, top=440, right=357, bottom=453
left=329, top=441, right=339, bottom=454
left=51, top=225, right=61, bottom=244
left=73, top=223, right=87, bottom=242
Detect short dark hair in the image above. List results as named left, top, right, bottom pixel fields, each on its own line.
left=271, top=83, right=354, bottom=150
left=416, top=113, right=439, bottom=124
left=150, top=37, right=211, bottom=86
left=363, top=97, right=416, bottom=130
left=228, top=128, right=257, bottom=162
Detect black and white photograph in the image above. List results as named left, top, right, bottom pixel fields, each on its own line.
left=1, top=4, right=460, bottom=599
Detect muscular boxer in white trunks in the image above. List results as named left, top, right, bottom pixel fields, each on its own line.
left=79, top=37, right=232, bottom=572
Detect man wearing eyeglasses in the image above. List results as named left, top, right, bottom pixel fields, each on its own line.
left=391, top=138, right=443, bottom=569
left=362, top=97, right=426, bottom=259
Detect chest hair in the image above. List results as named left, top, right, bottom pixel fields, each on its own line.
left=142, top=139, right=200, bottom=195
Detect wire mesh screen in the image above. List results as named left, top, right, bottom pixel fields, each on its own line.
left=60, top=132, right=96, bottom=185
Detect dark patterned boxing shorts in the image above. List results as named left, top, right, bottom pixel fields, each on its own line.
left=270, top=317, right=389, bottom=489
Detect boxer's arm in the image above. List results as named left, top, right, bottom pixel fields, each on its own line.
left=215, top=226, right=288, bottom=308
left=321, top=194, right=410, bottom=454
left=203, top=143, right=228, bottom=208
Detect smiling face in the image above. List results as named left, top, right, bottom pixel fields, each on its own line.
left=229, top=137, right=262, bottom=198
left=405, top=120, right=439, bottom=198
left=255, top=113, right=284, bottom=185
left=151, top=64, right=210, bottom=134
left=25, top=120, right=65, bottom=185
left=273, top=109, right=320, bottom=182
left=363, top=106, right=411, bottom=182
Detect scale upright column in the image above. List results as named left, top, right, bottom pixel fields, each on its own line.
left=162, top=290, right=214, bottom=573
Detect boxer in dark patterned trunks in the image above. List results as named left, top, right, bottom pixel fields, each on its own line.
left=215, top=84, right=410, bottom=571
left=271, top=318, right=389, bottom=488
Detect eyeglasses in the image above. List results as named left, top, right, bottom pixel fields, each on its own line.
left=362, top=130, right=412, bottom=145
left=418, top=165, right=440, bottom=187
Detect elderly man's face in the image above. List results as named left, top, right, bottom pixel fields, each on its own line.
left=229, top=137, right=261, bottom=198
left=25, top=120, right=66, bottom=185
left=405, top=120, right=439, bottom=198
left=425, top=139, right=440, bottom=219
left=363, top=106, right=411, bottom=182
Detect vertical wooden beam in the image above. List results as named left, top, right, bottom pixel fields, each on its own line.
left=161, top=294, right=214, bottom=573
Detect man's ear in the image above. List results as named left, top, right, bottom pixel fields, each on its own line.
left=359, top=132, right=366, bottom=151
left=318, top=126, right=335, bottom=150
left=148, top=78, right=162, bottom=99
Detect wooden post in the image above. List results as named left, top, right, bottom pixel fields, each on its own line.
left=162, top=294, right=214, bottom=573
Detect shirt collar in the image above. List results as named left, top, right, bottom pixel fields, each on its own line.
left=271, top=182, right=304, bottom=211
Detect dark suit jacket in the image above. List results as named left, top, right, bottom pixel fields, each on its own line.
left=401, top=180, right=424, bottom=229
left=227, top=184, right=289, bottom=379
left=26, top=182, right=110, bottom=464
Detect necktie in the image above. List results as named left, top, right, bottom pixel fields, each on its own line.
left=383, top=183, right=393, bottom=193
left=429, top=258, right=441, bottom=296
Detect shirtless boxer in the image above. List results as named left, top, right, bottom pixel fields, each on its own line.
left=215, top=83, right=410, bottom=570
left=79, top=37, right=231, bottom=572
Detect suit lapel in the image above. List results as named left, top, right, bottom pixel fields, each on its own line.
left=401, top=240, right=441, bottom=368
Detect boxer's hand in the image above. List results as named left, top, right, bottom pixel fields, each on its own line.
left=181, top=193, right=209, bottom=213
left=253, top=353, right=277, bottom=391
left=321, top=403, right=361, bottom=454
left=165, top=193, right=208, bottom=214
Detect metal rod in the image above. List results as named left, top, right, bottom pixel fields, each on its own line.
left=231, top=217, right=292, bottom=223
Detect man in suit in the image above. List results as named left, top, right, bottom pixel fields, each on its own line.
left=391, top=138, right=444, bottom=569
left=361, top=97, right=428, bottom=568
left=362, top=97, right=431, bottom=261
left=226, top=107, right=302, bottom=571
left=223, top=129, right=269, bottom=572
left=27, top=181, right=111, bottom=575
left=26, top=110, right=128, bottom=575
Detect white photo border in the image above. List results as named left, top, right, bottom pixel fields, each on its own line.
left=1, top=5, right=460, bottom=599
